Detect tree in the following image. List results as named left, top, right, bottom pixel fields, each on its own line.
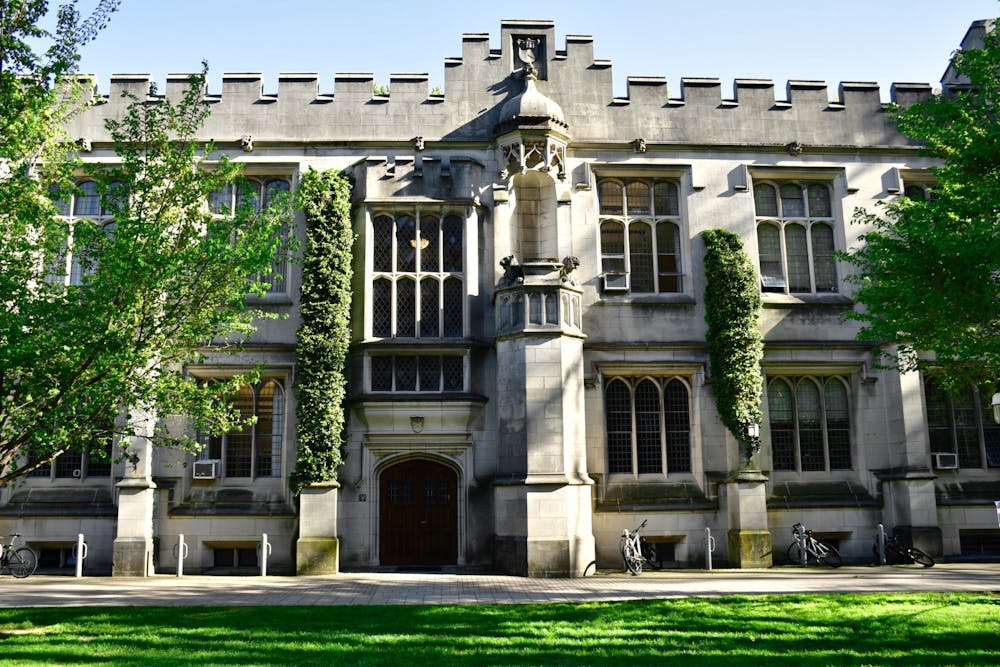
left=842, top=21, right=1000, bottom=392
left=0, top=2, right=296, bottom=484
left=703, top=229, right=763, bottom=466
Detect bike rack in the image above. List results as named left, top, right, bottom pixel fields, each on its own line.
left=73, top=533, right=88, bottom=578
left=259, top=533, right=272, bottom=576
left=797, top=528, right=808, bottom=566
left=704, top=527, right=715, bottom=570
left=173, top=534, right=189, bottom=577
left=875, top=523, right=887, bottom=565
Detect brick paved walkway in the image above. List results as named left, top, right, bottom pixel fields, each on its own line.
left=0, top=564, right=996, bottom=607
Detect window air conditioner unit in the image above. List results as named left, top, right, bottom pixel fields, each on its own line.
left=192, top=460, right=219, bottom=480
left=602, top=273, right=629, bottom=292
left=932, top=452, right=959, bottom=470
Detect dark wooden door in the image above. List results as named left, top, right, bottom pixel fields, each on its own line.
left=379, top=459, right=457, bottom=565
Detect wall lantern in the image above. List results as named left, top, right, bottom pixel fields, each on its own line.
left=991, top=392, right=1000, bottom=424
left=746, top=423, right=760, bottom=439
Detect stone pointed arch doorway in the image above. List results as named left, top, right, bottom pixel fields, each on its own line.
left=379, top=458, right=458, bottom=566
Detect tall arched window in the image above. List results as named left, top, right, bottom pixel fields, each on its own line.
left=197, top=379, right=285, bottom=479
left=767, top=376, right=853, bottom=472
left=598, top=178, right=684, bottom=294
left=210, top=176, right=293, bottom=295
left=603, top=375, right=691, bottom=475
left=923, top=379, right=1000, bottom=469
left=369, top=210, right=466, bottom=339
left=753, top=181, right=838, bottom=294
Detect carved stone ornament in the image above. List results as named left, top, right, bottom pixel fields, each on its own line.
left=633, top=137, right=647, bottom=153
left=410, top=415, right=424, bottom=433
left=560, top=256, right=580, bottom=285
left=241, top=135, right=254, bottom=153
left=76, top=137, right=92, bottom=153
left=414, top=136, right=425, bottom=151
left=517, top=36, right=539, bottom=66
left=785, top=141, right=803, bottom=156
left=499, top=254, right=524, bottom=287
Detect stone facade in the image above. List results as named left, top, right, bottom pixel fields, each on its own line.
left=1, top=19, right=998, bottom=576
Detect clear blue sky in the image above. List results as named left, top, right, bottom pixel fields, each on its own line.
left=64, top=0, right=999, bottom=100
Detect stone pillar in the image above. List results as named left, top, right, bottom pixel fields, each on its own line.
left=113, top=422, right=156, bottom=576
left=493, top=266, right=595, bottom=577
left=296, top=481, right=340, bottom=574
left=724, top=469, right=772, bottom=568
left=879, top=362, right=942, bottom=554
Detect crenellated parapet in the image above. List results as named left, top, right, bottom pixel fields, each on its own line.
left=65, top=19, right=935, bottom=150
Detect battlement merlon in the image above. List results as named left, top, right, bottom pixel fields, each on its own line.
left=63, top=19, right=954, bottom=148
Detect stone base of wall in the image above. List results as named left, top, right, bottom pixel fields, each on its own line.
left=296, top=536, right=340, bottom=575
left=727, top=529, right=772, bottom=568
left=112, top=537, right=151, bottom=576
left=495, top=536, right=596, bottom=577
left=894, top=525, right=943, bottom=557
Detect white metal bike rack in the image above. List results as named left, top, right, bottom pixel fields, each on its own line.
left=174, top=534, right=189, bottom=577
left=73, top=533, right=87, bottom=578
left=704, top=527, right=715, bottom=570
left=259, top=533, right=271, bottom=576
left=875, top=523, right=887, bottom=565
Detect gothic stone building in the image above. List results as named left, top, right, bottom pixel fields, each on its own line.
left=2, top=19, right=998, bottom=576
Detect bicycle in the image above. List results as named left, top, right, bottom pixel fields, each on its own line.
left=1, top=533, right=37, bottom=578
left=873, top=529, right=935, bottom=567
left=786, top=523, right=843, bottom=567
left=619, top=519, right=660, bottom=575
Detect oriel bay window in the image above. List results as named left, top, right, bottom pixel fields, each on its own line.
left=197, top=379, right=285, bottom=479
left=598, top=178, right=683, bottom=294
left=767, top=376, right=852, bottom=472
left=370, top=354, right=466, bottom=393
left=371, top=210, right=464, bottom=338
left=754, top=181, right=837, bottom=294
left=604, top=376, right=692, bottom=475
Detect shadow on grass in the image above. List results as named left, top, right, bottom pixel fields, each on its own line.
left=0, top=593, right=996, bottom=665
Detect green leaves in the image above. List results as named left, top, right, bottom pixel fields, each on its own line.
left=0, top=56, right=295, bottom=482
left=703, top=229, right=763, bottom=465
left=291, top=168, right=354, bottom=491
left=841, top=20, right=1000, bottom=391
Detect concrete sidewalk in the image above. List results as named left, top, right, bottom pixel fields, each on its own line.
left=0, top=563, right=997, bottom=607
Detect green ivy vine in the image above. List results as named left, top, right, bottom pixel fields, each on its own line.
left=703, top=229, right=764, bottom=466
left=291, top=168, right=354, bottom=492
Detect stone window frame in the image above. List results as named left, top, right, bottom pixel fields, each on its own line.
left=602, top=374, right=694, bottom=478
left=923, top=378, right=1000, bottom=469
left=193, top=376, right=287, bottom=481
left=753, top=179, right=839, bottom=295
left=596, top=177, right=685, bottom=295
left=367, top=207, right=468, bottom=341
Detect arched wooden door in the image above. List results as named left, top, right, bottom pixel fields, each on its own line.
left=379, top=459, right=458, bottom=566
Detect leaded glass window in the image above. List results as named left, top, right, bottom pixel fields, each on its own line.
left=753, top=180, right=838, bottom=294
left=767, top=376, right=853, bottom=472
left=603, top=375, right=692, bottom=476
left=597, top=178, right=684, bottom=294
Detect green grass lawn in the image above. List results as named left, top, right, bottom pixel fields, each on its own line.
left=0, top=592, right=996, bottom=665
